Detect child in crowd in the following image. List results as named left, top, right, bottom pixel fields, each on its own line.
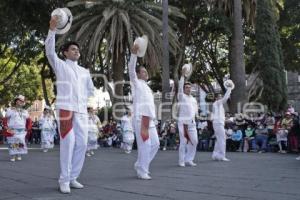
left=243, top=124, right=256, bottom=152
left=276, top=124, right=288, bottom=153
left=230, top=126, right=243, bottom=152
left=254, top=124, right=269, bottom=153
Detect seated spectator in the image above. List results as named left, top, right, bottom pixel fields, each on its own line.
left=276, top=124, right=288, bottom=153
left=254, top=124, right=269, bottom=153
left=281, top=112, right=293, bottom=130
left=226, top=125, right=242, bottom=152
left=225, top=125, right=233, bottom=139
left=225, top=113, right=235, bottom=127
left=235, top=113, right=247, bottom=131
left=225, top=126, right=233, bottom=151
left=231, top=126, right=243, bottom=152
left=198, top=126, right=211, bottom=151
left=243, top=124, right=256, bottom=152
left=107, top=134, right=113, bottom=147
left=244, top=112, right=256, bottom=127
left=197, top=116, right=208, bottom=134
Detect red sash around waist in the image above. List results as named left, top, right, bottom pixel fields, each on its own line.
left=59, top=110, right=73, bottom=139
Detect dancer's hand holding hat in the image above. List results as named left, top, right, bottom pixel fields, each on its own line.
left=49, top=16, right=59, bottom=31
left=133, top=35, right=148, bottom=57
left=131, top=43, right=139, bottom=55
left=50, top=8, right=73, bottom=34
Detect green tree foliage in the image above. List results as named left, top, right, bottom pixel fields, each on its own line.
left=0, top=53, right=43, bottom=106
left=0, top=0, right=64, bottom=106
left=169, top=0, right=231, bottom=92
left=279, top=0, right=300, bottom=71
left=255, top=0, right=287, bottom=111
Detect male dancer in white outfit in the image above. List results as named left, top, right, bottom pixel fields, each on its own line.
left=177, top=68, right=198, bottom=167
left=129, top=44, right=160, bottom=180
left=212, top=89, right=232, bottom=161
left=45, top=16, right=95, bottom=193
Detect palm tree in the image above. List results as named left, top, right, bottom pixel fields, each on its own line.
left=161, top=0, right=171, bottom=125
left=208, top=0, right=256, bottom=113
left=60, top=0, right=185, bottom=118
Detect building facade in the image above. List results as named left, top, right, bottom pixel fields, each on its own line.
left=28, top=100, right=44, bottom=122
left=287, top=71, right=300, bottom=112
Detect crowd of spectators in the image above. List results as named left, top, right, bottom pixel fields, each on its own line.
left=158, top=110, right=300, bottom=154
left=1, top=108, right=300, bottom=155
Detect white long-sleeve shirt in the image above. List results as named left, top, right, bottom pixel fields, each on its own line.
left=128, top=54, right=156, bottom=120
left=177, top=76, right=198, bottom=123
left=45, top=30, right=95, bottom=114
left=212, top=89, right=232, bottom=124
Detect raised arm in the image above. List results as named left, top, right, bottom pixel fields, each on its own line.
left=177, top=68, right=187, bottom=101
left=221, top=88, right=232, bottom=104
left=214, top=88, right=232, bottom=105
left=45, top=16, right=64, bottom=73
left=177, top=75, right=185, bottom=101
left=128, top=44, right=139, bottom=84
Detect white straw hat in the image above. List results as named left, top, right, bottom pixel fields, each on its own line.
left=51, top=8, right=73, bottom=35
left=182, top=63, right=193, bottom=77
left=224, top=79, right=235, bottom=90
left=133, top=35, right=148, bottom=57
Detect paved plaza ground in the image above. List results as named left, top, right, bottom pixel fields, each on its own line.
left=0, top=145, right=300, bottom=200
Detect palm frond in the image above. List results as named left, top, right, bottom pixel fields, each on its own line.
left=131, top=15, right=155, bottom=41
left=118, top=10, right=133, bottom=46
left=76, top=15, right=101, bottom=40
left=135, top=9, right=163, bottom=27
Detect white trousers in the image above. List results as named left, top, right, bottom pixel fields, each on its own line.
left=212, top=123, right=226, bottom=159
left=178, top=122, right=198, bottom=164
left=133, top=117, right=159, bottom=176
left=57, top=111, right=88, bottom=184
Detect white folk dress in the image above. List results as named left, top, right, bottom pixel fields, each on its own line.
left=39, top=115, right=57, bottom=149
left=87, top=114, right=101, bottom=151
left=5, top=108, right=29, bottom=155
left=121, top=115, right=135, bottom=151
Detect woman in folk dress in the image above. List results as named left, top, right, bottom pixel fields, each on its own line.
left=121, top=111, right=135, bottom=154
left=39, top=105, right=57, bottom=152
left=86, top=106, right=101, bottom=157
left=3, top=95, right=32, bottom=162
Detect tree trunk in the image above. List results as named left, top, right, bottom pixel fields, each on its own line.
left=161, top=0, right=171, bottom=126
left=112, top=49, right=125, bottom=120
left=41, top=60, right=50, bottom=106
left=229, top=0, right=247, bottom=113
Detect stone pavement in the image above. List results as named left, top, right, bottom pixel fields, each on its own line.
left=0, top=146, right=300, bottom=200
